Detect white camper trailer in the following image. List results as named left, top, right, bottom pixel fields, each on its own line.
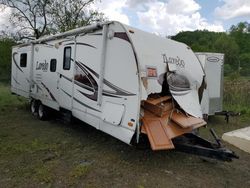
left=11, top=21, right=237, bottom=161
left=195, top=53, right=224, bottom=116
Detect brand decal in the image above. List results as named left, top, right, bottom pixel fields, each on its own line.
left=162, top=54, right=185, bottom=68
left=36, top=60, right=48, bottom=71
left=207, top=56, right=220, bottom=62
left=146, top=66, right=158, bottom=78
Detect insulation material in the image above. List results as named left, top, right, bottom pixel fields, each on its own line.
left=222, top=127, right=250, bottom=154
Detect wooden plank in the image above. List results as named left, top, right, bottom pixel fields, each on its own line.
left=141, top=110, right=207, bottom=145
left=171, top=111, right=206, bottom=128
left=141, top=124, right=147, bottom=134
left=143, top=118, right=175, bottom=150
left=142, top=101, right=173, bottom=117
left=192, top=121, right=207, bottom=129
left=146, top=96, right=172, bottom=105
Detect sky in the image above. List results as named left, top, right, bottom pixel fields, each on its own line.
left=1, top=0, right=250, bottom=36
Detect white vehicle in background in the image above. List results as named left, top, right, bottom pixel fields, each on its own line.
left=195, top=52, right=224, bottom=118
left=11, top=21, right=237, bottom=161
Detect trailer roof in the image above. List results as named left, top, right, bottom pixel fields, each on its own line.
left=14, top=22, right=110, bottom=48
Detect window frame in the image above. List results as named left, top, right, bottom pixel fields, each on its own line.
left=20, top=53, right=27, bottom=67
left=50, top=59, right=57, bottom=72
left=63, top=47, right=72, bottom=70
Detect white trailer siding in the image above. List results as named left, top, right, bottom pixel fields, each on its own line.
left=123, top=24, right=205, bottom=117
left=32, top=42, right=61, bottom=110
left=11, top=21, right=205, bottom=145
left=123, top=25, right=205, bottom=96
left=11, top=46, right=32, bottom=98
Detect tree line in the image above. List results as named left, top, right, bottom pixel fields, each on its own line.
left=171, top=22, right=250, bottom=76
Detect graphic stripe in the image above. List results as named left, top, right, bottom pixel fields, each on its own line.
left=65, top=42, right=96, bottom=49
left=61, top=89, right=100, bottom=112
left=114, top=32, right=131, bottom=43
left=12, top=77, right=20, bottom=85
left=73, top=97, right=100, bottom=112
left=76, top=61, right=136, bottom=96
left=41, top=82, right=57, bottom=102
left=12, top=52, right=23, bottom=73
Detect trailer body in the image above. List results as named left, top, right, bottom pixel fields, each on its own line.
left=11, top=22, right=238, bottom=161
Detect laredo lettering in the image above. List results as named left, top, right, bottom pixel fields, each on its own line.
left=162, top=54, right=185, bottom=68
left=36, top=60, right=48, bottom=71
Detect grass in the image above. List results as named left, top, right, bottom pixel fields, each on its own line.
left=0, top=83, right=26, bottom=111
left=224, top=77, right=250, bottom=116
left=0, top=82, right=250, bottom=187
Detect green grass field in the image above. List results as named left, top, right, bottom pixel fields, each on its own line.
left=0, top=82, right=250, bottom=187
left=224, top=77, right=250, bottom=116
left=0, top=84, right=26, bottom=110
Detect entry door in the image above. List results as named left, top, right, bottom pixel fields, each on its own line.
left=58, top=45, right=75, bottom=110
left=16, top=48, right=31, bottom=98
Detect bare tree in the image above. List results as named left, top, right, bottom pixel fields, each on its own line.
left=0, top=0, right=50, bottom=39
left=0, top=0, right=105, bottom=39
left=49, top=0, right=105, bottom=33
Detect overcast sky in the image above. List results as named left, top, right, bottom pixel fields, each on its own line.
left=1, top=0, right=250, bottom=36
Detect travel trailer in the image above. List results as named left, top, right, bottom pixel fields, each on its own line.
left=196, top=52, right=224, bottom=117
left=11, top=21, right=237, bottom=161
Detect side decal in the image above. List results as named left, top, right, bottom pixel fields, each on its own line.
left=88, top=33, right=103, bottom=36
left=41, top=82, right=57, bottom=102
left=114, top=32, right=131, bottom=43
left=12, top=76, right=20, bottom=85
left=75, top=61, right=136, bottom=96
left=61, top=89, right=100, bottom=112
left=12, top=52, right=23, bottom=73
left=60, top=60, right=136, bottom=101
left=65, top=42, right=97, bottom=49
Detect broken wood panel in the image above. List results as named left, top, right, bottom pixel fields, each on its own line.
left=142, top=101, right=173, bottom=117
left=146, top=96, right=172, bottom=105
left=171, top=111, right=206, bottom=128
left=142, top=118, right=175, bottom=150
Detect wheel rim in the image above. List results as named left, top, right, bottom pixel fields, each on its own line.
left=38, top=104, right=44, bottom=118
left=31, top=101, right=36, bottom=114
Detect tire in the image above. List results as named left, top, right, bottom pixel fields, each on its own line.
left=30, top=99, right=38, bottom=115
left=38, top=103, right=48, bottom=120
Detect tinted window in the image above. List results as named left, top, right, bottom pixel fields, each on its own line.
left=20, top=53, right=27, bottom=67
left=50, top=59, right=57, bottom=72
left=63, top=47, right=71, bottom=70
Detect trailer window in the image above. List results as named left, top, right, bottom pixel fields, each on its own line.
left=20, top=53, right=27, bottom=67
left=50, top=59, right=57, bottom=72
left=63, top=47, right=71, bottom=70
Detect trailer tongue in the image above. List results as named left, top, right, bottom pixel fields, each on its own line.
left=140, top=96, right=238, bottom=161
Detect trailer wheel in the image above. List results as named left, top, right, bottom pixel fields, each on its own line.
left=38, top=103, right=48, bottom=120
left=30, top=100, right=38, bottom=115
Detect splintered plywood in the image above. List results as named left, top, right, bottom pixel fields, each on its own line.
left=146, top=96, right=172, bottom=105
left=171, top=111, right=206, bottom=128
left=222, top=126, right=250, bottom=154
left=143, top=118, right=174, bottom=150
left=142, top=101, right=173, bottom=117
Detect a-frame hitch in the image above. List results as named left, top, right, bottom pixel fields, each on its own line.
left=172, top=129, right=239, bottom=162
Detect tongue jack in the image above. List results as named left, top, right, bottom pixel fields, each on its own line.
left=210, top=128, right=222, bottom=147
